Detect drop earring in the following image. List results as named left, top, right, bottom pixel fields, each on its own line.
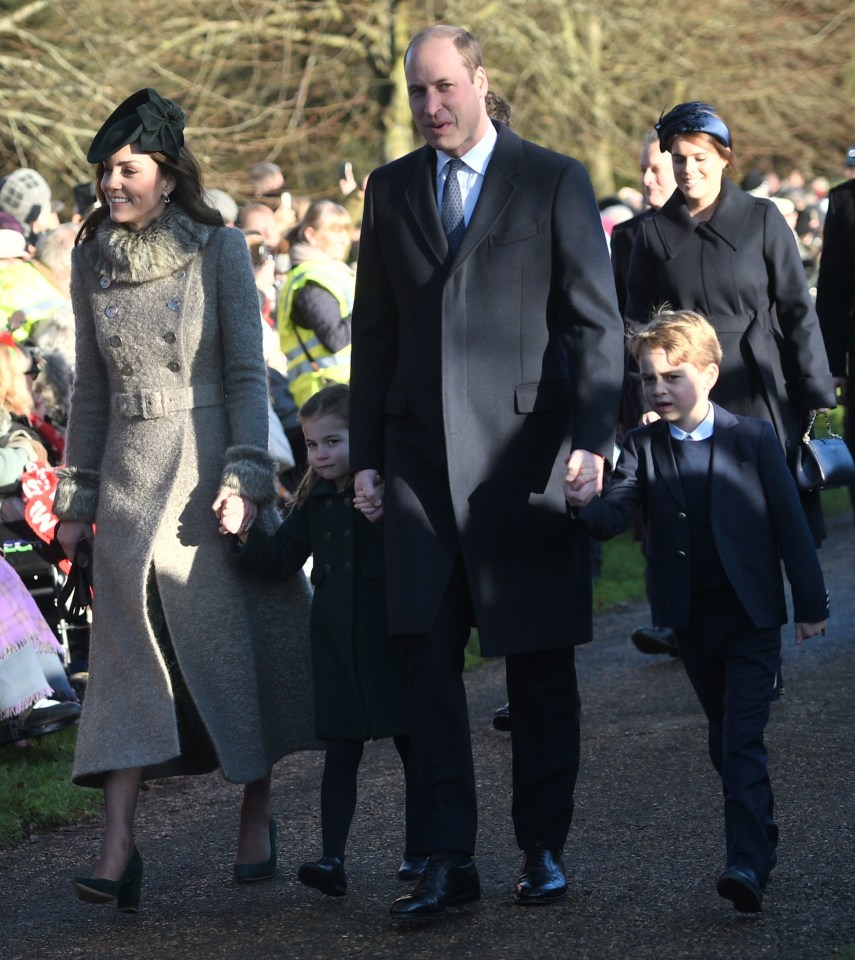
left=163, top=193, right=171, bottom=204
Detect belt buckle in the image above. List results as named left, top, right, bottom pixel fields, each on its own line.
left=140, top=392, right=164, bottom=419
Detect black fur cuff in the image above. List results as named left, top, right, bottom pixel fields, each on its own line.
left=54, top=467, right=100, bottom=521
left=220, top=445, right=278, bottom=505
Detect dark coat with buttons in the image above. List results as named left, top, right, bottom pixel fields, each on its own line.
left=349, top=120, right=625, bottom=655
left=54, top=205, right=316, bottom=787
left=236, top=479, right=407, bottom=741
left=575, top=403, right=829, bottom=630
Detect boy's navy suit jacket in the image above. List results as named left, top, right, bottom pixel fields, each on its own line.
left=577, top=403, right=829, bottom=630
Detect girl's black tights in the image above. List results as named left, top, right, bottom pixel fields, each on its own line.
left=321, top=735, right=409, bottom=859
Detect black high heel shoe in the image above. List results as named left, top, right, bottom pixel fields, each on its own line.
left=74, top=847, right=143, bottom=913
left=234, top=819, right=277, bottom=882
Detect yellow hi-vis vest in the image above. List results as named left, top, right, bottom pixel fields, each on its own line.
left=277, top=261, right=353, bottom=408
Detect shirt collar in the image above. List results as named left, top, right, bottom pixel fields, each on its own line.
left=437, top=122, right=497, bottom=178
left=669, top=403, right=715, bottom=441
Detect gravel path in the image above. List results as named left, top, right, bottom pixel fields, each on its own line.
left=2, top=516, right=853, bottom=960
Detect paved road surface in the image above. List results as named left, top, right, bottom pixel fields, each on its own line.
left=2, top=516, right=853, bottom=960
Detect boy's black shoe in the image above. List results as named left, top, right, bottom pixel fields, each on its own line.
left=716, top=866, right=763, bottom=912
left=492, top=703, right=511, bottom=731
left=631, top=626, right=680, bottom=657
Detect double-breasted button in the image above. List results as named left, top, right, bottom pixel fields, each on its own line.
left=676, top=550, right=687, bottom=559
left=105, top=305, right=118, bottom=318
left=323, top=563, right=332, bottom=572
left=99, top=275, right=111, bottom=289
left=108, top=335, right=122, bottom=347
left=120, top=363, right=134, bottom=376
left=343, top=529, right=351, bottom=539
left=167, top=360, right=181, bottom=372
left=343, top=561, right=351, bottom=571
left=677, top=512, right=687, bottom=521
left=163, top=332, right=176, bottom=344
left=325, top=499, right=333, bottom=508
left=323, top=531, right=332, bottom=541
left=344, top=497, right=352, bottom=507
left=167, top=297, right=181, bottom=311
left=175, top=270, right=187, bottom=280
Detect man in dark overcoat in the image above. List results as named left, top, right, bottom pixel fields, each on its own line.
left=349, top=24, right=624, bottom=917
left=816, top=175, right=855, bottom=514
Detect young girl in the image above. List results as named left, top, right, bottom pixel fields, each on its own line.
left=218, top=383, right=425, bottom=896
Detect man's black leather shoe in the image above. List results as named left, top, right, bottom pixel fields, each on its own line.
left=716, top=866, right=763, bottom=913
left=398, top=854, right=429, bottom=881
left=390, top=856, right=480, bottom=918
left=297, top=855, right=347, bottom=896
left=492, top=703, right=511, bottom=731
left=514, top=846, right=568, bottom=904
left=631, top=626, right=680, bottom=657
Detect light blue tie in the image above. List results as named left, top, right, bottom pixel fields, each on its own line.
left=441, top=158, right=466, bottom=255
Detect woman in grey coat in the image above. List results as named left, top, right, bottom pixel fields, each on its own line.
left=626, top=102, right=836, bottom=542
left=55, top=89, right=315, bottom=912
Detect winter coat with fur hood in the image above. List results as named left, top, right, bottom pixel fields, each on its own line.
left=55, top=205, right=316, bottom=787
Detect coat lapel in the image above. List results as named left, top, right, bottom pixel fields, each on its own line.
left=404, top=122, right=521, bottom=269
left=654, top=178, right=753, bottom=258
left=404, top=146, right=447, bottom=264
left=709, top=402, right=741, bottom=505
left=452, top=122, right=520, bottom=265
left=650, top=419, right=686, bottom=508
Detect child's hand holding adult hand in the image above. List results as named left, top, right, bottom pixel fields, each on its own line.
left=354, top=469, right=384, bottom=523
left=795, top=619, right=827, bottom=644
left=215, top=492, right=256, bottom=541
left=563, top=449, right=604, bottom=508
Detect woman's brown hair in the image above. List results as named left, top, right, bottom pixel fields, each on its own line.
left=76, top=143, right=223, bottom=245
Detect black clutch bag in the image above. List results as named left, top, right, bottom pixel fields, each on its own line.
left=59, top=538, right=94, bottom=617
left=794, top=412, right=855, bottom=492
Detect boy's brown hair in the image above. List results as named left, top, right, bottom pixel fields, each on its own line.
left=628, top=307, right=723, bottom=369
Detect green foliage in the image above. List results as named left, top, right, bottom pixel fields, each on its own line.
left=0, top=726, right=100, bottom=846
left=593, top=531, right=646, bottom=612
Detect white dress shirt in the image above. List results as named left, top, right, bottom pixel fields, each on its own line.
left=435, top=122, right=498, bottom=226
left=669, top=403, right=715, bottom=441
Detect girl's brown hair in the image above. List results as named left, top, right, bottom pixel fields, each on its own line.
left=290, top=383, right=350, bottom=509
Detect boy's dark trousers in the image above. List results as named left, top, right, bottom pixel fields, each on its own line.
left=675, top=586, right=781, bottom=887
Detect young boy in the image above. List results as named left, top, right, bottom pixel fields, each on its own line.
left=566, top=309, right=828, bottom=913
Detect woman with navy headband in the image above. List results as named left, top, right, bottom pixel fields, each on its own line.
left=626, top=102, right=835, bottom=542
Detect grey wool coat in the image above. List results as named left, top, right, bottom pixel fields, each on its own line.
left=54, top=205, right=317, bottom=787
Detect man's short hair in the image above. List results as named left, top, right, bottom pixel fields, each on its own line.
left=406, top=25, right=484, bottom=79
left=629, top=308, right=723, bottom=369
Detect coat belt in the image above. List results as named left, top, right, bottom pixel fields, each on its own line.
left=112, top=383, right=224, bottom=420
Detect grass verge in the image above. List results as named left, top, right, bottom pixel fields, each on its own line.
left=0, top=725, right=101, bottom=846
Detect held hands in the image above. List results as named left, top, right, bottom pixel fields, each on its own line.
left=213, top=490, right=257, bottom=542
left=354, top=469, right=385, bottom=523
left=795, top=620, right=827, bottom=645
left=563, top=450, right=605, bottom=509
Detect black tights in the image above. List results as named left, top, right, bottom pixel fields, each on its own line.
left=321, top=735, right=409, bottom=860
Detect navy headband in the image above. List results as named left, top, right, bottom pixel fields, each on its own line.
left=655, top=102, right=731, bottom=153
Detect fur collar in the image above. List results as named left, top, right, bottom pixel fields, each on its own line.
left=84, top=205, right=216, bottom=283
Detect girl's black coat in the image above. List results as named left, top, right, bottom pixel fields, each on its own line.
left=236, top=480, right=407, bottom=741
